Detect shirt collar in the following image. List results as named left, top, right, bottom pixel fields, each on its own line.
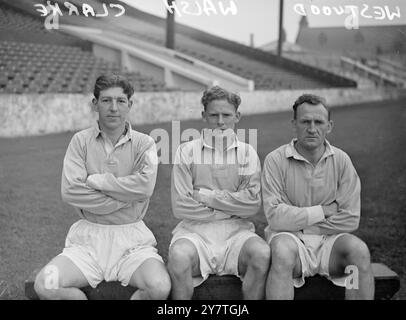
left=285, top=138, right=335, bottom=162
left=92, top=120, right=132, bottom=141
left=200, top=130, right=241, bottom=151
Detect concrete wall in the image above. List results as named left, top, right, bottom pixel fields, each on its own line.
left=171, top=71, right=207, bottom=91
left=129, top=55, right=165, bottom=83
left=0, top=88, right=400, bottom=137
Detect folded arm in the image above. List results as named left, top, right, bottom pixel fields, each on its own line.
left=171, top=146, right=229, bottom=221
left=195, top=154, right=262, bottom=218
left=261, top=154, right=326, bottom=232
left=86, top=140, right=158, bottom=202
left=61, top=134, right=129, bottom=215
left=312, top=154, right=361, bottom=235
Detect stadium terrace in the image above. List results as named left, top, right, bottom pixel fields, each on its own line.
left=33, top=1, right=125, bottom=17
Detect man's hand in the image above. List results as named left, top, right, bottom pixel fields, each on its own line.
left=86, top=173, right=105, bottom=190
left=322, top=202, right=338, bottom=218
left=193, top=189, right=202, bottom=203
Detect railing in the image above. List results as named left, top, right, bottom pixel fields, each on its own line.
left=341, top=56, right=406, bottom=88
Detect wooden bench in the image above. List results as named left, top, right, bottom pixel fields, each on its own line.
left=25, top=263, right=399, bottom=300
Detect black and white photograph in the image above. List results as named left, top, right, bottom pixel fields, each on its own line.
left=0, top=0, right=405, bottom=309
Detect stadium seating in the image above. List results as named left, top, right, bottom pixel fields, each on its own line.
left=0, top=40, right=167, bottom=93
left=36, top=4, right=337, bottom=91
left=282, top=51, right=376, bottom=88
left=0, top=2, right=168, bottom=94
left=114, top=24, right=330, bottom=90
left=369, top=55, right=406, bottom=82
left=0, top=0, right=357, bottom=93
left=0, top=2, right=87, bottom=47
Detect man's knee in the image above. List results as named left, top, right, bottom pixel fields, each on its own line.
left=33, top=256, right=89, bottom=300
left=243, top=239, right=271, bottom=274
left=270, top=235, right=299, bottom=272
left=168, top=239, right=196, bottom=275
left=34, top=266, right=61, bottom=300
left=339, top=235, right=371, bottom=272
left=145, top=272, right=172, bottom=300
left=34, top=271, right=48, bottom=299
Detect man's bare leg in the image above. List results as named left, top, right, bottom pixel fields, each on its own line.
left=129, top=258, right=171, bottom=300
left=167, top=239, right=201, bottom=300
left=238, top=237, right=270, bottom=300
left=266, top=235, right=302, bottom=300
left=329, top=234, right=374, bottom=300
left=34, top=255, right=89, bottom=300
